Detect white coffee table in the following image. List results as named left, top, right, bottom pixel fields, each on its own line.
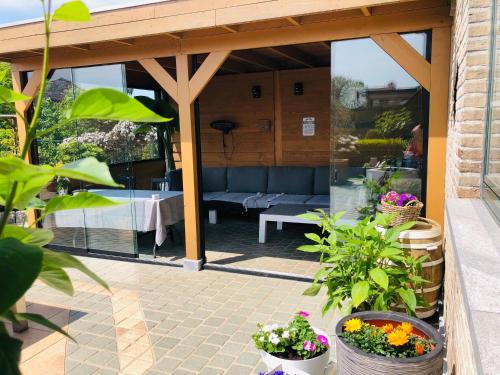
left=258, top=204, right=324, bottom=243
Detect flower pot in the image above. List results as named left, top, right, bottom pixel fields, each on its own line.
left=335, top=311, right=443, bottom=375
left=260, top=328, right=331, bottom=375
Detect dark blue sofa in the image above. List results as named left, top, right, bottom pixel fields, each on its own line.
left=168, top=166, right=330, bottom=212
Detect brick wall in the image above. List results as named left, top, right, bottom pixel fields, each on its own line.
left=446, top=0, right=492, bottom=198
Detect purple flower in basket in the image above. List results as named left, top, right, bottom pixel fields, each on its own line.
left=381, top=191, right=418, bottom=206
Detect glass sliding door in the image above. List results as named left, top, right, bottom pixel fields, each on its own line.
left=330, top=33, right=428, bottom=221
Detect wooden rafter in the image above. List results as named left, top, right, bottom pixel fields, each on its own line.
left=319, top=41, right=331, bottom=50
left=218, top=60, right=248, bottom=74
left=371, top=32, right=431, bottom=91
left=285, top=16, right=301, bottom=26
left=220, top=25, right=238, bottom=33
left=138, top=58, right=178, bottom=102
left=166, top=32, right=181, bottom=40
left=67, top=45, right=90, bottom=52
left=268, top=46, right=316, bottom=68
left=360, top=6, right=372, bottom=16
left=112, top=39, right=135, bottom=46
left=230, top=50, right=280, bottom=70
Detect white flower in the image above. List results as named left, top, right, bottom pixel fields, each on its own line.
left=270, top=324, right=279, bottom=330
left=269, top=333, right=280, bottom=345
left=259, top=336, right=265, bottom=342
left=262, top=325, right=272, bottom=333
left=282, top=330, right=290, bottom=339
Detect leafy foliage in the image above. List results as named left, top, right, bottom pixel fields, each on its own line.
left=252, top=313, right=329, bottom=360
left=340, top=318, right=435, bottom=358
left=358, top=171, right=401, bottom=219
left=374, top=108, right=414, bottom=139
left=297, top=211, right=428, bottom=316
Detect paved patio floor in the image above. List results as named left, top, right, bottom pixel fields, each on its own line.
left=11, top=256, right=338, bottom=375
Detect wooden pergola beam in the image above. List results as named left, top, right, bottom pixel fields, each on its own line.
left=138, top=58, right=178, bottom=102
left=11, top=7, right=450, bottom=72
left=285, top=16, right=302, bottom=26
left=371, top=32, right=431, bottom=91
left=360, top=6, right=372, bottom=16
left=189, top=50, right=230, bottom=103
left=268, top=46, right=316, bottom=68
left=220, top=25, right=238, bottom=33
left=67, top=45, right=90, bottom=52
left=112, top=39, right=135, bottom=46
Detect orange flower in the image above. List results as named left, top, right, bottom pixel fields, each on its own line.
left=398, top=322, right=413, bottom=335
left=344, top=318, right=362, bottom=333
left=415, top=342, right=424, bottom=356
left=387, top=330, right=409, bottom=346
left=381, top=323, right=394, bottom=334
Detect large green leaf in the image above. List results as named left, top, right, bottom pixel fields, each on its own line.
left=369, top=268, right=389, bottom=290
left=379, top=247, right=402, bottom=258
left=44, top=192, right=122, bottom=215
left=13, top=175, right=54, bottom=210
left=38, top=266, right=74, bottom=296
left=52, top=0, right=91, bottom=22
left=297, top=245, right=321, bottom=253
left=1, top=226, right=54, bottom=247
left=55, top=157, right=121, bottom=187
left=0, top=87, right=30, bottom=103
left=0, top=239, right=43, bottom=315
left=69, top=89, right=172, bottom=123
left=42, top=249, right=109, bottom=291
left=397, top=288, right=417, bottom=313
left=0, top=158, right=51, bottom=182
left=351, top=281, right=369, bottom=308
left=0, top=327, right=22, bottom=375
left=296, top=213, right=321, bottom=222
left=302, top=284, right=321, bottom=296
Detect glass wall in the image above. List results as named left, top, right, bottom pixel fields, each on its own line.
left=330, top=33, right=428, bottom=221
left=38, top=63, right=164, bottom=256
left=483, top=1, right=500, bottom=222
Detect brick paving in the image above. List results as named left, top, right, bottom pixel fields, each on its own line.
left=14, top=256, right=337, bottom=375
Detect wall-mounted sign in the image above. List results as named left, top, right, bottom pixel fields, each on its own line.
left=302, top=117, right=315, bottom=136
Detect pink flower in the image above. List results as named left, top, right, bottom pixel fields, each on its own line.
left=303, top=340, right=316, bottom=351
left=317, top=335, right=329, bottom=346
left=298, top=310, right=310, bottom=318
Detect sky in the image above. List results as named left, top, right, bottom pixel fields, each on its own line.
left=0, top=0, right=164, bottom=26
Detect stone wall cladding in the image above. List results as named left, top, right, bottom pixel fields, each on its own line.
left=446, top=0, right=492, bottom=198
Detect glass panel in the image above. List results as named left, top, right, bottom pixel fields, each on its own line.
left=38, top=68, right=87, bottom=249
left=71, top=64, right=138, bottom=256
left=483, top=0, right=500, bottom=221
left=331, top=35, right=427, bottom=222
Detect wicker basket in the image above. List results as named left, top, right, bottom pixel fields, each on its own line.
left=381, top=199, right=423, bottom=226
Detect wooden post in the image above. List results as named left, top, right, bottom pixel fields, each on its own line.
left=11, top=68, right=44, bottom=331
left=427, top=27, right=451, bottom=228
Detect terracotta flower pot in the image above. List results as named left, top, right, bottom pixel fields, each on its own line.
left=335, top=311, right=443, bottom=375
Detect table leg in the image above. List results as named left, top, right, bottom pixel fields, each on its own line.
left=277, top=221, right=283, bottom=230
left=259, top=217, right=268, bottom=243
left=153, top=244, right=158, bottom=258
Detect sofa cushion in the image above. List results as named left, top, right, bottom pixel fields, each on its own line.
left=227, top=167, right=268, bottom=193
left=209, top=192, right=257, bottom=205
left=305, top=195, right=330, bottom=207
left=313, top=166, right=330, bottom=195
left=203, top=167, right=227, bottom=192
left=267, top=167, right=314, bottom=195
left=268, top=194, right=314, bottom=206
left=203, top=192, right=226, bottom=201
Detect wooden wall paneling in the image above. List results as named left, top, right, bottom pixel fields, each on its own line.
left=279, top=68, right=331, bottom=166
left=198, top=71, right=275, bottom=166
left=427, top=26, right=451, bottom=228
left=274, top=71, right=283, bottom=165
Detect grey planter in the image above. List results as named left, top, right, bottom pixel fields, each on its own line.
left=335, top=311, right=443, bottom=375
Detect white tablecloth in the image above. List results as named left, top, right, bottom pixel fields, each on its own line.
left=51, top=189, right=184, bottom=246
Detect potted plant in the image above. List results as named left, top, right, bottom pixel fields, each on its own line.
left=252, top=311, right=331, bottom=375
left=55, top=176, right=71, bottom=196
left=335, top=311, right=443, bottom=374
left=380, top=191, right=423, bottom=226
left=297, top=212, right=428, bottom=316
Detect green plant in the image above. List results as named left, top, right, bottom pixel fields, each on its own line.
left=252, top=311, right=329, bottom=360
left=374, top=108, right=413, bottom=139
left=134, top=96, right=179, bottom=173
left=0, top=2, right=171, bottom=374
left=364, top=129, right=384, bottom=139
left=358, top=171, right=400, bottom=219
left=56, top=141, right=106, bottom=163
left=340, top=318, right=434, bottom=358
left=297, top=211, right=428, bottom=316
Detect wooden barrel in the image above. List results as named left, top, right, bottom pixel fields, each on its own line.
left=397, top=218, right=443, bottom=318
